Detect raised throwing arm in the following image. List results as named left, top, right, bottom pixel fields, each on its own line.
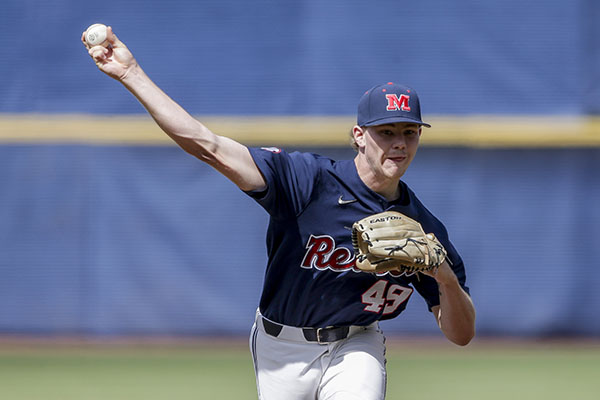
left=81, top=25, right=266, bottom=192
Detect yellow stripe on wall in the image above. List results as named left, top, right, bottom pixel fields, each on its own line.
left=1, top=114, right=599, bottom=147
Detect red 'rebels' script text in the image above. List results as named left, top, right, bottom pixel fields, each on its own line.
left=300, top=235, right=407, bottom=277
left=301, top=235, right=355, bottom=271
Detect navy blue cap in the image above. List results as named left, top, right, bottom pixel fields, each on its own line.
left=357, top=82, right=431, bottom=128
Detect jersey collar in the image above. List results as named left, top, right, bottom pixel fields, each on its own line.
left=334, top=159, right=411, bottom=212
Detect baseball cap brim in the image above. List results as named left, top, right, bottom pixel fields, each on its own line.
left=362, top=116, right=431, bottom=128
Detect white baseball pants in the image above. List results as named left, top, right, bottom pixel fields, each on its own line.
left=249, top=311, right=387, bottom=400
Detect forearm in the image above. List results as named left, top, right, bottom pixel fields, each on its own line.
left=120, top=65, right=218, bottom=161
left=436, top=275, right=476, bottom=346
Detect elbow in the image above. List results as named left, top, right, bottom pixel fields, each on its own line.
left=452, top=333, right=475, bottom=347
left=179, top=142, right=219, bottom=165
left=449, top=327, right=476, bottom=346
left=167, top=126, right=219, bottom=164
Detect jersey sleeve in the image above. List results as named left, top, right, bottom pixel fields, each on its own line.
left=244, top=147, right=321, bottom=219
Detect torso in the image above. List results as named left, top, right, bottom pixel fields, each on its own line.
left=246, top=148, right=466, bottom=328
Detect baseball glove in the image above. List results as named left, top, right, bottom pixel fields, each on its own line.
left=351, top=211, right=447, bottom=273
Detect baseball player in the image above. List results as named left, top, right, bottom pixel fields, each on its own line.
left=83, top=27, right=475, bottom=400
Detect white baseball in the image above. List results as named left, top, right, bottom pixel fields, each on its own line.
left=85, top=23, right=109, bottom=47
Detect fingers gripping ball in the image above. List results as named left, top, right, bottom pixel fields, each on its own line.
left=85, top=23, right=109, bottom=47
left=351, top=211, right=447, bottom=273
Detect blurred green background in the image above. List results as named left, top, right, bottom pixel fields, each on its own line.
left=1, top=339, right=598, bottom=399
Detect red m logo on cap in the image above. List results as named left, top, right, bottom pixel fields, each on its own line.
left=385, top=94, right=411, bottom=112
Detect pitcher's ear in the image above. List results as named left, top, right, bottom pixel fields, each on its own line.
left=352, top=125, right=367, bottom=149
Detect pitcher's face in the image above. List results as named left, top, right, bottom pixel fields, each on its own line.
left=355, top=123, right=421, bottom=181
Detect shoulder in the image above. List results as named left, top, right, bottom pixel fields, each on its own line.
left=401, top=182, right=449, bottom=235
left=249, top=147, right=333, bottom=166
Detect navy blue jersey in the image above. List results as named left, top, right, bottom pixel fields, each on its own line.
left=245, top=147, right=469, bottom=328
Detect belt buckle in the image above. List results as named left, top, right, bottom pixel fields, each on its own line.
left=316, top=327, right=327, bottom=344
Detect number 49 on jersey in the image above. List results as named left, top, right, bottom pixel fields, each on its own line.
left=362, top=280, right=413, bottom=315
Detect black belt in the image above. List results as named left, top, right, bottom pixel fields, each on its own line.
left=262, top=317, right=350, bottom=344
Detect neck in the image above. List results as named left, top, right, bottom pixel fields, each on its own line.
left=354, top=157, right=401, bottom=201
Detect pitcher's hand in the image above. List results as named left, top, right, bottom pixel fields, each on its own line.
left=81, top=26, right=136, bottom=81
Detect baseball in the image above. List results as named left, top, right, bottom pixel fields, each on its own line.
left=85, top=23, right=109, bottom=47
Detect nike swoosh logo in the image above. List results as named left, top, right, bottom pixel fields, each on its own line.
left=338, top=195, right=358, bottom=205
